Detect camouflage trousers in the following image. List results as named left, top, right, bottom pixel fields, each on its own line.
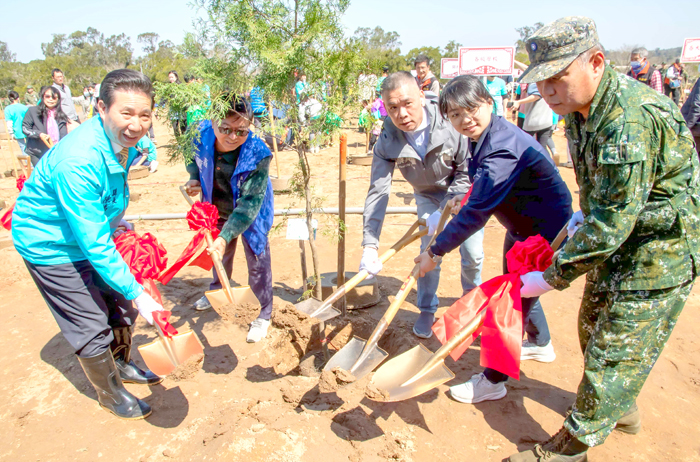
left=564, top=278, right=693, bottom=447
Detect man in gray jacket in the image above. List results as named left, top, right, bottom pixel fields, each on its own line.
left=681, top=73, right=700, bottom=156
left=52, top=68, right=80, bottom=122
left=361, top=71, right=484, bottom=338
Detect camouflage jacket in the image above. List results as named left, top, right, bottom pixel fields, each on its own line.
left=544, top=66, right=700, bottom=291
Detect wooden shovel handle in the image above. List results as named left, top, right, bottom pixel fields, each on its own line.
left=311, top=218, right=427, bottom=316
left=402, top=308, right=487, bottom=387
left=179, top=185, right=195, bottom=206
left=204, top=230, right=234, bottom=303
left=551, top=224, right=568, bottom=252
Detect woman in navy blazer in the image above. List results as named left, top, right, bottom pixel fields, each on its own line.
left=415, top=75, right=573, bottom=405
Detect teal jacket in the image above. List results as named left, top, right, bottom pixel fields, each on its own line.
left=12, top=116, right=143, bottom=300
left=3, top=103, right=28, bottom=139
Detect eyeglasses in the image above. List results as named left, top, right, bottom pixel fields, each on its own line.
left=219, top=127, right=249, bottom=137
left=44, top=94, right=57, bottom=100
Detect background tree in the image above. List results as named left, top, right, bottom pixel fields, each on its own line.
left=1, top=41, right=17, bottom=62
left=514, top=22, right=543, bottom=64
left=351, top=26, right=404, bottom=73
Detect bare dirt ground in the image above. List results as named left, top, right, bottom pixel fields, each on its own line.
left=0, top=117, right=699, bottom=462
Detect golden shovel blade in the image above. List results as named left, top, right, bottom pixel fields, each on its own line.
left=138, top=330, right=204, bottom=377
left=323, top=337, right=388, bottom=380
left=205, top=285, right=260, bottom=309
left=368, top=344, right=454, bottom=402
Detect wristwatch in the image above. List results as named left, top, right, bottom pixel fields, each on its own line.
left=427, top=247, right=442, bottom=263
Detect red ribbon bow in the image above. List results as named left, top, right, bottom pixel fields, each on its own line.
left=114, top=231, right=168, bottom=305
left=159, top=201, right=220, bottom=285
left=1, top=174, right=27, bottom=231
left=432, top=235, right=554, bottom=380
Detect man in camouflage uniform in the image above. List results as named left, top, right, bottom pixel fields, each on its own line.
left=511, top=17, right=700, bottom=462
left=23, top=86, right=39, bottom=106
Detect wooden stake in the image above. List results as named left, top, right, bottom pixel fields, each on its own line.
left=299, top=239, right=308, bottom=292
left=337, top=133, right=347, bottom=317
left=268, top=103, right=281, bottom=179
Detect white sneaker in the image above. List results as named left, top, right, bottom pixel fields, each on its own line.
left=449, top=373, right=507, bottom=404
left=520, top=340, right=556, bottom=362
left=149, top=160, right=159, bottom=173
left=194, top=295, right=212, bottom=311
left=246, top=318, right=270, bottom=343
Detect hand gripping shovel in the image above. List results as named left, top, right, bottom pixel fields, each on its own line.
left=138, top=311, right=204, bottom=377
left=295, top=217, right=428, bottom=322
left=367, top=224, right=569, bottom=402
left=323, top=206, right=452, bottom=379
left=178, top=185, right=260, bottom=310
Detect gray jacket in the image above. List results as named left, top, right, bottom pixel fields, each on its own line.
left=52, top=83, right=79, bottom=122
left=362, top=97, right=471, bottom=247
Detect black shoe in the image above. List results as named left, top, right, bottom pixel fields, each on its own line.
left=112, top=327, right=163, bottom=385
left=77, top=349, right=152, bottom=420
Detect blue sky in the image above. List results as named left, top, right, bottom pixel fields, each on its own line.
left=2, top=0, right=698, bottom=63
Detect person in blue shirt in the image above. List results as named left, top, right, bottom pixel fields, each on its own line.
left=484, top=76, right=509, bottom=117
left=131, top=135, right=159, bottom=173
left=414, top=75, right=572, bottom=405
left=295, top=73, right=308, bottom=104
left=3, top=91, right=28, bottom=153
left=12, top=69, right=163, bottom=420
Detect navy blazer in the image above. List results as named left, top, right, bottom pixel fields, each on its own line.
left=432, top=114, right=573, bottom=256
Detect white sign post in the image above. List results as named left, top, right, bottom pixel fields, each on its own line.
left=458, top=46, right=515, bottom=76
left=440, top=58, right=459, bottom=80
left=681, top=38, right=700, bottom=63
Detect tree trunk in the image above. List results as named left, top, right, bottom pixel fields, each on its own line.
left=297, top=147, right=322, bottom=300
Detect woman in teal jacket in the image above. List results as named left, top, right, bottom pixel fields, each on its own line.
left=12, top=69, right=163, bottom=420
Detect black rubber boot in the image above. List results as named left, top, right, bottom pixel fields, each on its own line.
left=112, top=327, right=163, bottom=385
left=78, top=349, right=152, bottom=420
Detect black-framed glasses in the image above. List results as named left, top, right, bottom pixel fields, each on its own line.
left=219, top=127, right=249, bottom=137
left=43, top=94, right=57, bottom=100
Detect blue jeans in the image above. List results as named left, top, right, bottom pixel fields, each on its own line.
left=16, top=138, right=27, bottom=153
left=483, top=231, right=551, bottom=384
left=414, top=194, right=484, bottom=314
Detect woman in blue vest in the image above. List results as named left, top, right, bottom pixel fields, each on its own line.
left=414, top=75, right=572, bottom=405
left=184, top=95, right=275, bottom=343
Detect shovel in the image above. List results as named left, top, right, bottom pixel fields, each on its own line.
left=323, top=206, right=453, bottom=379
left=178, top=185, right=260, bottom=311
left=138, top=311, right=204, bottom=377
left=367, top=224, right=569, bottom=402
left=295, top=217, right=428, bottom=322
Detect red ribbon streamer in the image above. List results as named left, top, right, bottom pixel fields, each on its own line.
left=159, top=201, right=220, bottom=285
left=114, top=231, right=168, bottom=305
left=153, top=310, right=179, bottom=337
left=432, top=235, right=554, bottom=380
left=1, top=174, right=26, bottom=231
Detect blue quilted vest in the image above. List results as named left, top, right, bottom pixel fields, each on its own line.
left=194, top=120, right=274, bottom=255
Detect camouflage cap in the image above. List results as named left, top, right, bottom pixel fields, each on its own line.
left=518, top=16, right=599, bottom=84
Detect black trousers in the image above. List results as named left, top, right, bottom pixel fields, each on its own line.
left=210, top=229, right=274, bottom=320
left=694, top=135, right=700, bottom=158
left=24, top=259, right=137, bottom=357
left=526, top=126, right=555, bottom=164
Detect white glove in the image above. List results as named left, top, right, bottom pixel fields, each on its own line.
left=567, top=210, right=584, bottom=239
left=425, top=210, right=442, bottom=236
left=133, top=292, right=162, bottom=325
left=113, top=219, right=134, bottom=238
left=359, top=247, right=383, bottom=279
left=520, top=271, right=554, bottom=298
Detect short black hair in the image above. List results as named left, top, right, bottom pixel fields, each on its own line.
left=8, top=91, right=19, bottom=101
left=184, top=74, right=194, bottom=83
left=99, top=69, right=154, bottom=109
left=381, top=71, right=418, bottom=98
left=52, top=68, right=63, bottom=76
left=438, top=75, right=494, bottom=119
left=414, top=54, right=430, bottom=66
left=223, top=93, right=253, bottom=121
left=383, top=65, right=390, bottom=73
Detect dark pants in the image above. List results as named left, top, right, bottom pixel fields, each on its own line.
left=517, top=117, right=524, bottom=129
left=664, top=84, right=680, bottom=105
left=526, top=126, right=555, bottom=163
left=694, top=135, right=700, bottom=158
left=24, top=259, right=137, bottom=358
left=210, top=225, right=274, bottom=320
left=483, top=231, right=551, bottom=384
